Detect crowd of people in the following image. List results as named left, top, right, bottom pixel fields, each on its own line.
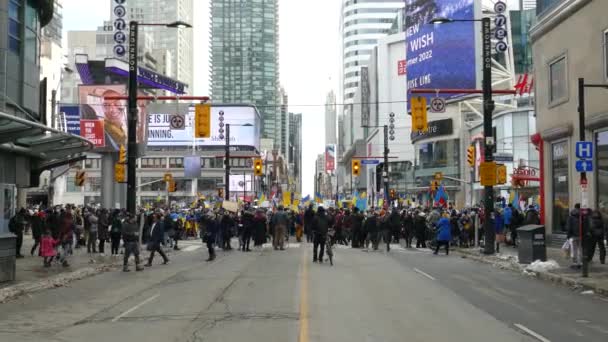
left=7, top=199, right=606, bottom=271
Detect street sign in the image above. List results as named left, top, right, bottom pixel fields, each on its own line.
left=169, top=114, right=185, bottom=130
left=479, top=161, right=497, bottom=186
left=361, top=159, right=380, bottom=165
left=430, top=97, right=446, bottom=113
left=576, top=159, right=593, bottom=172
left=575, top=141, right=593, bottom=159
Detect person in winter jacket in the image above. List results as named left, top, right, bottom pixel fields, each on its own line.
left=110, top=210, right=123, bottom=256
left=364, top=211, right=379, bottom=250
left=87, top=211, right=99, bottom=254
left=434, top=213, right=452, bottom=255
left=40, top=229, right=58, bottom=267
left=271, top=206, right=289, bottom=250
left=350, top=208, right=364, bottom=248
left=304, top=204, right=315, bottom=243
left=200, top=211, right=218, bottom=261
left=122, top=213, right=144, bottom=272
left=9, top=208, right=28, bottom=258
left=312, top=207, right=330, bottom=262
left=414, top=211, right=427, bottom=248
left=402, top=210, right=414, bottom=248
left=587, top=210, right=606, bottom=264
left=567, top=204, right=588, bottom=266
left=98, top=209, right=110, bottom=255
left=524, top=205, right=541, bottom=225
left=252, top=209, right=267, bottom=248
left=30, top=210, right=44, bottom=256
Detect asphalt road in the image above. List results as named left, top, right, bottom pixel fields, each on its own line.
left=0, top=240, right=604, bottom=342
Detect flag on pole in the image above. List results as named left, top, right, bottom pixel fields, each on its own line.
left=302, top=195, right=310, bottom=202
left=434, top=185, right=448, bottom=207
left=512, top=192, right=520, bottom=209
left=315, top=192, right=322, bottom=203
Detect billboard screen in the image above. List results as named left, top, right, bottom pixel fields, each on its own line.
left=78, top=85, right=148, bottom=152
left=229, top=174, right=253, bottom=192
left=147, top=104, right=261, bottom=149
left=325, top=144, right=336, bottom=172
left=59, top=105, right=81, bottom=136
left=405, top=0, right=477, bottom=105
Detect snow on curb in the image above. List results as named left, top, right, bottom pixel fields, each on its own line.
left=0, top=264, right=117, bottom=303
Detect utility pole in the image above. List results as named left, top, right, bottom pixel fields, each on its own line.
left=126, top=21, right=139, bottom=215
left=481, top=17, right=496, bottom=255
left=383, top=125, right=389, bottom=205
left=578, top=77, right=588, bottom=277
left=225, top=123, right=230, bottom=201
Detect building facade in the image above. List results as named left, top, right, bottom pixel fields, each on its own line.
left=289, top=112, right=302, bottom=194
left=128, top=0, right=194, bottom=91
left=209, top=0, right=279, bottom=144
left=531, top=0, right=608, bottom=236
left=340, top=0, right=404, bottom=104
left=325, top=90, right=337, bottom=145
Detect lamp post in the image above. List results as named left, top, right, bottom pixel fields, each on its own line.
left=429, top=16, right=496, bottom=254
left=127, top=20, right=191, bottom=215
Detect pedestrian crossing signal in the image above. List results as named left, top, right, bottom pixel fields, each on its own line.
left=253, top=158, right=263, bottom=176
left=74, top=171, right=86, bottom=187
left=467, top=145, right=475, bottom=167
left=352, top=159, right=361, bottom=177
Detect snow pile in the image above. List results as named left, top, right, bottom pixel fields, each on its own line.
left=496, top=253, right=519, bottom=263
left=524, top=259, right=560, bottom=273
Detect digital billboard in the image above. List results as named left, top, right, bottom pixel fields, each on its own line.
left=405, top=0, right=477, bottom=106
left=229, top=174, right=253, bottom=192
left=78, top=85, right=148, bottom=152
left=147, top=104, right=261, bottom=149
left=325, top=144, right=336, bottom=172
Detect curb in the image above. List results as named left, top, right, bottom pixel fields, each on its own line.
left=455, top=249, right=608, bottom=297
left=0, top=262, right=119, bottom=304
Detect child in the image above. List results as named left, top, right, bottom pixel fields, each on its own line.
left=40, top=229, right=58, bottom=267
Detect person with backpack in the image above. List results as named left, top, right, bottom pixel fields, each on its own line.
left=9, top=208, right=28, bottom=258
left=587, top=210, right=606, bottom=264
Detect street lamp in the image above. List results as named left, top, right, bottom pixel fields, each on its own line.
left=224, top=123, right=253, bottom=201
left=429, top=16, right=496, bottom=254
left=126, top=20, right=192, bottom=215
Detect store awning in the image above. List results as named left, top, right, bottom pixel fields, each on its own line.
left=0, top=112, right=93, bottom=185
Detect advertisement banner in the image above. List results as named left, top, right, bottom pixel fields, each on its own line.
left=325, top=144, right=336, bottom=172
left=229, top=174, right=253, bottom=192
left=59, top=105, right=81, bottom=136
left=80, top=119, right=105, bottom=147
left=78, top=85, right=148, bottom=152
left=147, top=104, right=261, bottom=149
left=405, top=0, right=477, bottom=106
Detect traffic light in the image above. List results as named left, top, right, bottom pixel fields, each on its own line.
left=253, top=158, right=263, bottom=176
left=163, top=173, right=173, bottom=183
left=410, top=96, right=428, bottom=132
left=434, top=172, right=443, bottom=181
left=114, top=163, right=126, bottom=183
left=118, top=144, right=126, bottom=164
left=74, top=171, right=86, bottom=187
left=352, top=159, right=361, bottom=177
left=390, top=189, right=396, bottom=199
left=497, top=164, right=507, bottom=184
left=430, top=180, right=439, bottom=192
left=194, top=103, right=211, bottom=138
left=167, top=180, right=176, bottom=193
left=217, top=188, right=224, bottom=198
left=467, top=145, right=475, bottom=167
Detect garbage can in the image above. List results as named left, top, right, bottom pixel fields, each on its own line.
left=517, top=225, right=547, bottom=264
left=0, top=234, right=16, bottom=283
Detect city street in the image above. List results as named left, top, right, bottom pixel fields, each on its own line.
left=0, top=241, right=606, bottom=342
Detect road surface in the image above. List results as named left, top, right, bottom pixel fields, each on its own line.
left=0, top=240, right=605, bottom=342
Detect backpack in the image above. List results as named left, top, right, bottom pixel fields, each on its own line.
left=8, top=216, right=16, bottom=233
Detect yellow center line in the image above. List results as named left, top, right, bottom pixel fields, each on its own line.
left=298, top=247, right=309, bottom=342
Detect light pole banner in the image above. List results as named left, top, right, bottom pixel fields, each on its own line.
left=405, top=0, right=477, bottom=106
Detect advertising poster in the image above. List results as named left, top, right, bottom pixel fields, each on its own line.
left=229, top=175, right=252, bottom=192
left=405, top=0, right=477, bottom=106
left=147, top=104, right=261, bottom=149
left=59, top=105, right=81, bottom=136
left=325, top=144, right=336, bottom=172
left=78, top=85, right=148, bottom=152
left=80, top=119, right=105, bottom=147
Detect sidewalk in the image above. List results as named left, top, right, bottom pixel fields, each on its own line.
left=0, top=233, right=177, bottom=303
left=456, top=243, right=608, bottom=297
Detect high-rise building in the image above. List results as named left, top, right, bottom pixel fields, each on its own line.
left=209, top=0, right=279, bottom=143
left=128, top=0, right=194, bottom=90
left=289, top=113, right=302, bottom=193
left=325, top=90, right=337, bottom=145
left=340, top=0, right=404, bottom=104
left=278, top=86, right=289, bottom=157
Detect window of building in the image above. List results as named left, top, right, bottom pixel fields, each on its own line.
left=197, top=177, right=223, bottom=191
left=174, top=178, right=192, bottom=192
left=139, top=177, right=166, bottom=192
left=84, top=158, right=101, bottom=169
left=549, top=55, right=568, bottom=104
left=596, top=131, right=608, bottom=218
left=551, top=140, right=569, bottom=233
left=169, top=157, right=184, bottom=168
left=66, top=177, right=79, bottom=192
left=8, top=0, right=22, bottom=54
left=141, top=157, right=166, bottom=168
left=84, top=177, right=101, bottom=192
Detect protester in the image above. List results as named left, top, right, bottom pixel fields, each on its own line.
left=312, top=206, right=329, bottom=263
left=122, top=213, right=143, bottom=272
left=434, top=212, right=452, bottom=255
left=146, top=214, right=169, bottom=266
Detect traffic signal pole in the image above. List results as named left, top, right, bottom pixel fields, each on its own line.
left=383, top=125, right=389, bottom=204
left=225, top=124, right=230, bottom=201
left=126, top=21, right=139, bottom=216
left=481, top=17, right=496, bottom=255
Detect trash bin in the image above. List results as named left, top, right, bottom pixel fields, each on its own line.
left=0, top=234, right=16, bottom=283
left=517, top=225, right=547, bottom=264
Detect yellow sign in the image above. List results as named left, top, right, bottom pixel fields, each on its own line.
left=194, top=103, right=211, bottom=138
left=410, top=96, right=428, bottom=132
left=497, top=164, right=507, bottom=184
left=283, top=191, right=292, bottom=207
left=114, top=163, right=126, bottom=183
left=480, top=161, right=497, bottom=186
